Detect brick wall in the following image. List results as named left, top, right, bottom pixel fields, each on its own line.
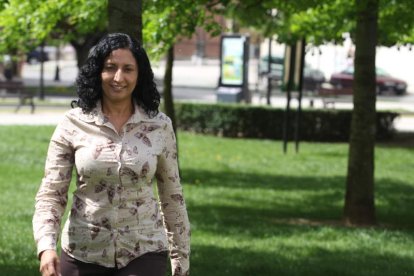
left=174, top=15, right=226, bottom=59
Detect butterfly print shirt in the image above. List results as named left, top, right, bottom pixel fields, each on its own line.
left=33, top=102, right=190, bottom=275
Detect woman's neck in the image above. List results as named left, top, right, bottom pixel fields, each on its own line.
left=101, top=100, right=134, bottom=133
left=101, top=100, right=134, bottom=118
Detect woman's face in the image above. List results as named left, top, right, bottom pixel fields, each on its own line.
left=101, top=48, right=138, bottom=104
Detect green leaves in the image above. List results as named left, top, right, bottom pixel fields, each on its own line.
left=0, top=0, right=107, bottom=54
left=143, top=0, right=222, bottom=59
left=217, top=0, right=414, bottom=46
left=1, top=0, right=412, bottom=60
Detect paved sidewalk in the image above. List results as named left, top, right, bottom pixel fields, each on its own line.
left=1, top=58, right=412, bottom=132
left=0, top=111, right=65, bottom=125
left=1, top=99, right=413, bottom=133
left=393, top=116, right=414, bottom=132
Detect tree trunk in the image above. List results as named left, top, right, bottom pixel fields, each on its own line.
left=108, top=0, right=142, bottom=42
left=344, top=0, right=378, bottom=226
left=163, top=46, right=177, bottom=133
left=71, top=31, right=106, bottom=68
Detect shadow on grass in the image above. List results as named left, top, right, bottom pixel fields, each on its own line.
left=183, top=168, right=414, bottom=230
left=184, top=168, right=414, bottom=275
left=0, top=264, right=39, bottom=276
left=0, top=247, right=39, bottom=276
left=191, top=243, right=414, bottom=276
left=377, top=132, right=414, bottom=150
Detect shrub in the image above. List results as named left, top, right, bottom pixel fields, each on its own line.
left=175, top=102, right=399, bottom=142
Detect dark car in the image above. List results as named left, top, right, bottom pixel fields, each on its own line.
left=329, top=66, right=407, bottom=95
left=259, top=56, right=325, bottom=92
left=26, top=49, right=49, bottom=64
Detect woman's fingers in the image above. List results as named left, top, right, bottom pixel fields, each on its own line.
left=40, top=250, right=61, bottom=276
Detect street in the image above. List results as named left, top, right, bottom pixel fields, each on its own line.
left=1, top=58, right=412, bottom=131
left=18, top=59, right=414, bottom=105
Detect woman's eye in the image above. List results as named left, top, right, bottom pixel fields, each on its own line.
left=103, top=65, right=115, bottom=71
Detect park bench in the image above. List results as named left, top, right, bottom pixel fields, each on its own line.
left=0, top=80, right=35, bottom=113
left=316, top=83, right=353, bottom=108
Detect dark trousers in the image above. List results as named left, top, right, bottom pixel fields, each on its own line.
left=60, top=250, right=168, bottom=276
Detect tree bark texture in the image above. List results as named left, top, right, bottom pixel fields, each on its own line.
left=163, top=46, right=177, bottom=133
left=108, top=0, right=142, bottom=42
left=71, top=31, right=106, bottom=68
left=344, top=0, right=378, bottom=225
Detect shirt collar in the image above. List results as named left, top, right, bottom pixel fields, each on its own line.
left=76, top=100, right=157, bottom=125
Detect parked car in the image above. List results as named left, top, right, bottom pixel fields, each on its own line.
left=26, top=49, right=49, bottom=64
left=259, top=55, right=325, bottom=92
left=259, top=56, right=284, bottom=77
left=329, top=66, right=407, bottom=95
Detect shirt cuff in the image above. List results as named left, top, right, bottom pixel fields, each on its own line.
left=36, top=237, right=57, bottom=259
left=171, top=257, right=190, bottom=276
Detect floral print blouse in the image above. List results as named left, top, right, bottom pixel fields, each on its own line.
left=32, top=101, right=190, bottom=275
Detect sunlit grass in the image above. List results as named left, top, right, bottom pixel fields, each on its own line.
left=0, top=126, right=413, bottom=275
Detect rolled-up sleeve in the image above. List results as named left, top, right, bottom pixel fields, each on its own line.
left=32, top=119, right=74, bottom=257
left=156, top=119, right=190, bottom=276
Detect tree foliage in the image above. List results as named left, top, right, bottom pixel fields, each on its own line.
left=216, top=0, right=414, bottom=47
left=0, top=0, right=222, bottom=63
left=283, top=0, right=414, bottom=46
left=142, top=0, right=222, bottom=59
left=0, top=0, right=107, bottom=54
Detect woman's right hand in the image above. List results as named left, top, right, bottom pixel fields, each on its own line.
left=39, top=249, right=61, bottom=276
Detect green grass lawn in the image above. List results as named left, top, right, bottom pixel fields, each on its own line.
left=0, top=126, right=413, bottom=275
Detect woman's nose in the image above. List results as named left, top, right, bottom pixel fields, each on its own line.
left=113, top=69, right=124, bottom=82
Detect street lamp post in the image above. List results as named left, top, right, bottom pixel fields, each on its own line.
left=54, top=45, right=61, bottom=82
left=39, top=42, right=45, bottom=100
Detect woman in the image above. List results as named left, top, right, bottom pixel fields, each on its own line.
left=33, top=33, right=190, bottom=276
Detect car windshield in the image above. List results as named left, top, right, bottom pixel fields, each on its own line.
left=342, top=67, right=354, bottom=74
left=342, top=66, right=390, bottom=76
left=261, top=56, right=283, bottom=64
left=375, top=67, right=390, bottom=76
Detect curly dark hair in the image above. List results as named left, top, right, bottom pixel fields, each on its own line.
left=73, top=33, right=160, bottom=116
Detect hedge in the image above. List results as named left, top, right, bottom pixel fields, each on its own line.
left=174, top=102, right=399, bottom=142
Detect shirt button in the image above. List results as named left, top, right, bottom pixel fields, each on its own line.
left=116, top=185, right=123, bottom=194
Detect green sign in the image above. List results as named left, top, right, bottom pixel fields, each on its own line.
left=221, top=36, right=246, bottom=86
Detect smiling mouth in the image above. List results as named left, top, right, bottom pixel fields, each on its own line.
left=110, top=84, right=126, bottom=91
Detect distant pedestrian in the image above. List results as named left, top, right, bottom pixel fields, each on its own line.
left=3, top=55, right=13, bottom=80
left=33, top=32, right=190, bottom=276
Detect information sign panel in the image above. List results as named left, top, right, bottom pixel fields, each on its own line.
left=220, top=36, right=246, bottom=86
